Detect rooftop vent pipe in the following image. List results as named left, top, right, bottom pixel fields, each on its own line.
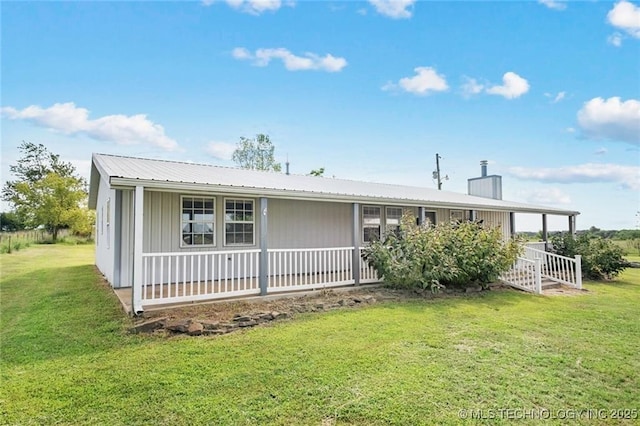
left=480, top=160, right=488, bottom=177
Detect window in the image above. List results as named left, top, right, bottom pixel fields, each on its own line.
left=386, top=207, right=403, bottom=236
left=425, top=211, right=436, bottom=226
left=225, top=199, right=254, bottom=245
left=450, top=210, right=464, bottom=223
left=181, top=196, right=215, bottom=246
left=363, top=206, right=381, bottom=243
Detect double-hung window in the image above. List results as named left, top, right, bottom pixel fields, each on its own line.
left=363, top=206, right=381, bottom=243
left=450, top=210, right=464, bottom=223
left=225, top=199, right=254, bottom=245
left=425, top=211, right=437, bottom=226
left=181, top=196, right=215, bottom=246
left=386, top=207, right=403, bottom=236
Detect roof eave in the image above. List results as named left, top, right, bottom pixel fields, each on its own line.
left=110, top=177, right=580, bottom=216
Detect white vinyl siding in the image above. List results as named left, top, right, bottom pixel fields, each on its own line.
left=224, top=198, right=255, bottom=246
left=181, top=196, right=215, bottom=247
left=450, top=210, right=464, bottom=222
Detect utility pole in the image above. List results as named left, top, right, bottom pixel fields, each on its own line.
left=432, top=153, right=448, bottom=190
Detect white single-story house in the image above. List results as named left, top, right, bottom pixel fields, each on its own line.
left=89, top=153, right=580, bottom=314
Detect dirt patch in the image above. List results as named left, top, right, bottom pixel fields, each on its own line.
left=543, top=286, right=589, bottom=296
left=130, top=284, right=516, bottom=336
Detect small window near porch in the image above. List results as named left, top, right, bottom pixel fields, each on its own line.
left=225, top=199, right=254, bottom=245
left=450, top=210, right=464, bottom=223
left=181, top=196, right=215, bottom=246
left=386, top=207, right=403, bottom=236
left=363, top=206, right=381, bottom=243
left=425, top=211, right=437, bottom=226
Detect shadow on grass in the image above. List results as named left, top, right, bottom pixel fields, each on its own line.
left=1, top=263, right=140, bottom=367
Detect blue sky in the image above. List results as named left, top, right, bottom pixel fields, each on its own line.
left=2, top=0, right=639, bottom=231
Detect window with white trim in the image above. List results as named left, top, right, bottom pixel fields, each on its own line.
left=225, top=199, right=254, bottom=245
left=450, top=210, right=464, bottom=223
left=386, top=207, right=403, bottom=236
left=181, top=196, right=215, bottom=246
left=363, top=206, right=381, bottom=243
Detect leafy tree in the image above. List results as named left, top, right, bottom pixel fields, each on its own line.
left=309, top=167, right=325, bottom=177
left=232, top=134, right=282, bottom=172
left=0, top=211, right=25, bottom=232
left=549, top=233, right=627, bottom=280
left=2, top=142, right=90, bottom=241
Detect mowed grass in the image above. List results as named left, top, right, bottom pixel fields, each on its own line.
left=1, top=245, right=639, bottom=425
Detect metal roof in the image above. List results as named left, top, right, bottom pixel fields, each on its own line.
left=89, top=153, right=579, bottom=216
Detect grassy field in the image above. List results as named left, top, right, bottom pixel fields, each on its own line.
left=1, top=245, right=639, bottom=425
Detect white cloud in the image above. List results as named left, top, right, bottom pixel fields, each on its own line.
left=520, top=187, right=572, bottom=205
left=383, top=66, right=448, bottom=96
left=486, top=72, right=530, bottom=99
left=369, top=0, right=415, bottom=19
left=607, top=0, right=640, bottom=38
left=203, top=0, right=293, bottom=15
left=233, top=47, right=347, bottom=72
left=1, top=102, right=179, bottom=151
left=508, top=163, right=640, bottom=190
left=577, top=97, right=640, bottom=145
left=538, top=0, right=567, bottom=11
left=205, top=141, right=236, bottom=160
left=461, top=77, right=484, bottom=98
left=608, top=33, right=623, bottom=46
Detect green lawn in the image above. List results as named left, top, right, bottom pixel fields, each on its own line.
left=1, top=245, right=639, bottom=425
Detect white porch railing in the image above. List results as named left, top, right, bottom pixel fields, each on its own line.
left=267, top=247, right=355, bottom=293
left=138, top=246, right=382, bottom=307
left=501, top=258, right=542, bottom=294
left=523, top=246, right=582, bottom=289
left=141, top=250, right=261, bottom=306
left=524, top=241, right=547, bottom=251
left=501, top=246, right=582, bottom=294
left=359, top=247, right=380, bottom=283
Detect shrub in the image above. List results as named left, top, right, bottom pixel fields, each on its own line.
left=363, top=214, right=522, bottom=291
left=549, top=233, right=627, bottom=280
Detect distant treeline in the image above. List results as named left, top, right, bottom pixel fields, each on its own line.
left=519, top=227, right=640, bottom=241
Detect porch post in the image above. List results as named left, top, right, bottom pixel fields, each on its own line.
left=259, top=197, right=268, bottom=296
left=352, top=203, right=360, bottom=285
left=542, top=214, right=548, bottom=250
left=132, top=185, right=144, bottom=315
left=417, top=207, right=425, bottom=226
left=509, top=212, right=516, bottom=238
left=569, top=215, right=576, bottom=236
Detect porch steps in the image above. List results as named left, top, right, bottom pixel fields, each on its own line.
left=541, top=278, right=561, bottom=290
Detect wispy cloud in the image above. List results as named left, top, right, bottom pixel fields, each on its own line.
left=519, top=187, right=572, bottom=205
left=607, top=0, right=640, bottom=44
left=368, top=0, right=416, bottom=19
left=486, top=72, right=530, bottom=99
left=205, top=141, right=236, bottom=160
left=577, top=97, right=640, bottom=145
left=1, top=102, right=179, bottom=151
left=383, top=66, right=448, bottom=96
left=232, top=47, right=347, bottom=72
left=203, top=0, right=294, bottom=15
left=594, top=147, right=608, bottom=156
left=508, top=163, right=640, bottom=190
left=545, top=91, right=566, bottom=103
left=538, top=0, right=567, bottom=11
left=460, top=76, right=484, bottom=98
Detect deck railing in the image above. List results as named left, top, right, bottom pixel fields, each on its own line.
left=139, top=246, right=383, bottom=306
left=501, top=258, right=542, bottom=294
left=141, top=250, right=261, bottom=306
left=267, top=247, right=355, bottom=292
left=523, top=246, right=582, bottom=289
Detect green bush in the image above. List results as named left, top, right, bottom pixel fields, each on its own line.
left=550, top=233, right=627, bottom=280
left=363, top=214, right=522, bottom=291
